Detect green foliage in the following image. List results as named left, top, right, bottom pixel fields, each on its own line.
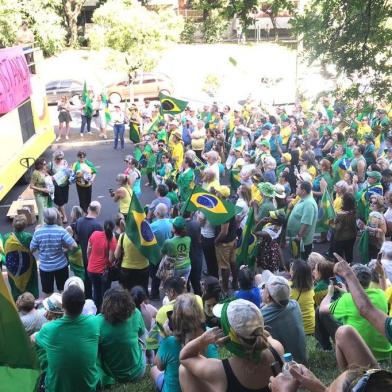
left=202, top=73, right=221, bottom=96
left=0, top=0, right=66, bottom=56
left=202, top=10, right=228, bottom=43
left=90, top=0, right=183, bottom=72
left=291, top=0, right=392, bottom=101
left=180, top=20, right=197, bottom=44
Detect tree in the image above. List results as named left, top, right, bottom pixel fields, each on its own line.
left=89, top=0, right=183, bottom=72
left=0, top=0, right=66, bottom=55
left=62, top=0, right=85, bottom=47
left=291, top=0, right=392, bottom=101
left=260, top=0, right=295, bottom=41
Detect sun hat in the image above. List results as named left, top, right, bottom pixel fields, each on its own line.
left=172, top=216, right=186, bottom=230
left=264, top=275, right=291, bottom=307
left=282, top=153, right=292, bottom=163
left=64, top=276, right=85, bottom=293
left=215, top=185, right=230, bottom=198
left=274, top=184, right=286, bottom=199
left=43, top=293, right=63, bottom=314
left=366, top=171, right=382, bottom=181
left=172, top=130, right=183, bottom=140
left=258, top=182, right=276, bottom=198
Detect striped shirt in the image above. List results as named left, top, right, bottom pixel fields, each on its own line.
left=30, top=225, right=76, bottom=272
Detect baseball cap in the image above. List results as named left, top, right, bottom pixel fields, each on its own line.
left=264, top=275, right=290, bottom=307
left=64, top=276, right=85, bottom=293
left=213, top=299, right=264, bottom=340
left=172, top=216, right=186, bottom=230
left=366, top=171, right=382, bottom=180
left=43, top=293, right=63, bottom=314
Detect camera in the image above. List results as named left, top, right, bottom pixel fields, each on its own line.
left=108, top=188, right=114, bottom=196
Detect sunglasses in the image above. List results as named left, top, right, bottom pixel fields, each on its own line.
left=350, top=369, right=385, bottom=392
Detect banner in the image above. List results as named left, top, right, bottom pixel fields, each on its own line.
left=0, top=47, right=32, bottom=114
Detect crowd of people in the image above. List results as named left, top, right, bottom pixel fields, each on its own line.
left=2, top=96, right=392, bottom=391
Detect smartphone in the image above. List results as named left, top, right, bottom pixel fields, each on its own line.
left=108, top=188, right=114, bottom=197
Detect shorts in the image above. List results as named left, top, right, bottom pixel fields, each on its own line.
left=40, top=265, right=69, bottom=294
left=215, top=240, right=236, bottom=270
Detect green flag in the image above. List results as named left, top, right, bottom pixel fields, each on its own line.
left=159, top=92, right=188, bottom=115
left=81, top=81, right=93, bottom=117
left=125, top=192, right=160, bottom=265
left=236, top=207, right=256, bottom=267
left=230, top=169, right=241, bottom=192
left=194, top=155, right=205, bottom=173
left=133, top=146, right=143, bottom=162
left=316, top=189, right=336, bottom=233
left=0, top=273, right=40, bottom=391
left=82, top=81, right=88, bottom=103
left=182, top=185, right=235, bottom=225
left=147, top=116, right=162, bottom=134
left=129, top=121, right=141, bottom=143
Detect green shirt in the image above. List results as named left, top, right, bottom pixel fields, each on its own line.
left=157, top=336, right=218, bottom=392
left=97, top=309, right=145, bottom=383
left=161, top=236, right=191, bottom=269
left=330, top=289, right=392, bottom=361
left=35, top=314, right=100, bottom=392
left=177, top=168, right=194, bottom=201
left=167, top=191, right=179, bottom=205
left=287, top=195, right=318, bottom=246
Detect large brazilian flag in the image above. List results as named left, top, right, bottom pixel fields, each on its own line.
left=125, top=193, right=160, bottom=265
left=129, top=121, right=141, bottom=143
left=159, top=92, right=188, bottom=115
left=316, top=189, right=335, bottom=233
left=183, top=186, right=235, bottom=225
left=0, top=273, right=40, bottom=391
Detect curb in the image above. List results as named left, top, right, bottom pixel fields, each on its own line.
left=52, top=139, right=114, bottom=148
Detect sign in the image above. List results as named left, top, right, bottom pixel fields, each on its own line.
left=0, top=47, right=31, bottom=114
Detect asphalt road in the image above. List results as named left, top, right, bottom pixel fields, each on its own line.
left=0, top=142, right=156, bottom=234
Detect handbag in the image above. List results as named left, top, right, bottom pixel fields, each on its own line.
left=156, top=254, right=176, bottom=282
left=103, top=234, right=124, bottom=282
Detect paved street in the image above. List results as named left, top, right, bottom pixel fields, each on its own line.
left=0, top=142, right=155, bottom=234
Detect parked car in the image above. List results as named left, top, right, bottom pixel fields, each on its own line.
left=45, top=79, right=84, bottom=105
left=107, top=72, right=174, bottom=104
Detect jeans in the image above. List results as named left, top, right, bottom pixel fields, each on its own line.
left=201, top=236, right=218, bottom=278
left=150, top=263, right=161, bottom=298
left=174, top=265, right=191, bottom=281
left=188, top=251, right=202, bottom=296
left=114, top=124, right=125, bottom=149
left=88, top=272, right=110, bottom=312
left=81, top=115, right=91, bottom=133
left=314, top=307, right=341, bottom=350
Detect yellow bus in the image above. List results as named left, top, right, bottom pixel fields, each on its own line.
left=0, top=46, right=55, bottom=202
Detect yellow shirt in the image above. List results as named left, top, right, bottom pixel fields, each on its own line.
left=290, top=286, right=315, bottom=335
left=357, top=124, right=372, bottom=141
left=333, top=195, right=343, bottom=213
left=172, top=142, right=184, bottom=170
left=118, top=186, right=132, bottom=215
left=156, top=295, right=203, bottom=336
left=120, top=233, right=149, bottom=270
left=308, top=166, right=317, bottom=180
left=251, top=184, right=263, bottom=203
left=385, top=286, right=392, bottom=316
left=281, top=126, right=291, bottom=145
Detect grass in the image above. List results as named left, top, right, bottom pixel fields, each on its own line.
left=103, top=336, right=340, bottom=391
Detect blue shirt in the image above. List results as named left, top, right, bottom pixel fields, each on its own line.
left=234, top=287, right=261, bottom=308
left=151, top=219, right=173, bottom=250
left=30, top=225, right=75, bottom=272
left=157, top=336, right=218, bottom=392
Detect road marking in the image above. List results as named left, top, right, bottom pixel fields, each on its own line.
left=0, top=204, right=12, bottom=208
left=98, top=195, right=105, bottom=198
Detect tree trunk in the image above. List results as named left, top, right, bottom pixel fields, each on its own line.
left=63, top=0, right=85, bottom=48
left=69, top=15, right=79, bottom=47
left=269, top=15, right=278, bottom=41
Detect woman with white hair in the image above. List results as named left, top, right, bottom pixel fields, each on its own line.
left=262, top=156, right=277, bottom=184
left=333, top=180, right=349, bottom=213
left=48, top=150, right=71, bottom=224
left=204, top=150, right=220, bottom=183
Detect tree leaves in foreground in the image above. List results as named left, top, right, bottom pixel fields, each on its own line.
left=291, top=0, right=392, bottom=101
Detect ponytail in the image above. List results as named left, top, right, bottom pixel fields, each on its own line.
left=103, top=220, right=114, bottom=243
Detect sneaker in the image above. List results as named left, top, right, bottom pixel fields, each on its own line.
left=80, top=133, right=84, bottom=137
left=65, top=135, right=69, bottom=140
left=55, top=136, right=61, bottom=142
left=87, top=131, right=93, bottom=135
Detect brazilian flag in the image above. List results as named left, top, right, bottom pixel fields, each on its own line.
left=134, top=146, right=143, bottom=162
left=81, top=81, right=93, bottom=117
left=125, top=193, right=160, bottom=265
left=0, top=273, right=40, bottom=391
left=236, top=207, right=256, bottom=267
left=129, top=121, right=141, bottom=143
left=316, top=189, right=335, bottom=233
left=183, top=186, right=235, bottom=225
left=230, top=169, right=241, bottom=192
left=194, top=155, right=205, bottom=174
left=159, top=92, right=188, bottom=115
left=101, top=94, right=111, bottom=124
